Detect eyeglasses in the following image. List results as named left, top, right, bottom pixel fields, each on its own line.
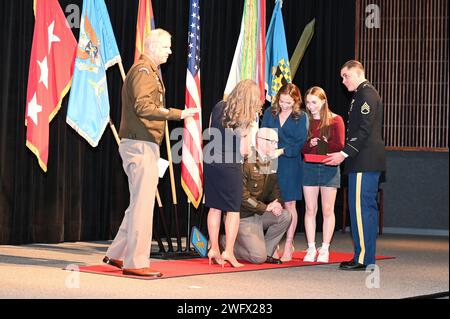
left=257, top=136, right=278, bottom=145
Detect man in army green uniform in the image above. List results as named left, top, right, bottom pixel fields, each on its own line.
left=324, top=60, right=386, bottom=271
left=103, top=29, right=199, bottom=277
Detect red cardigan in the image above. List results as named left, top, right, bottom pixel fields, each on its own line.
left=302, top=116, right=345, bottom=154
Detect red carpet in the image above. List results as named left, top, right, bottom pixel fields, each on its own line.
left=73, top=251, right=394, bottom=280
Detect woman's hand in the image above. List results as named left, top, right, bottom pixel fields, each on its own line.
left=310, top=137, right=320, bottom=147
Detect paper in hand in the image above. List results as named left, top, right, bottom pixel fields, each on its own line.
left=157, top=158, right=170, bottom=178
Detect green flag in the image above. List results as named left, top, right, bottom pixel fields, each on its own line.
left=290, top=18, right=315, bottom=79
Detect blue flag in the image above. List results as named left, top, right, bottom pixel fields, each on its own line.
left=67, top=0, right=121, bottom=147
left=191, top=226, right=208, bottom=257
left=265, top=0, right=291, bottom=101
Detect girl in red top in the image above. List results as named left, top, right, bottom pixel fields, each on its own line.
left=301, top=87, right=345, bottom=263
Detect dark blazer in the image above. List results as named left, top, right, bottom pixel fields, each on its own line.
left=119, top=55, right=182, bottom=145
left=240, top=150, right=284, bottom=219
left=342, top=81, right=386, bottom=174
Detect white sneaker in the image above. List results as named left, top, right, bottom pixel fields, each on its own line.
left=303, top=248, right=317, bottom=262
left=316, top=248, right=329, bottom=263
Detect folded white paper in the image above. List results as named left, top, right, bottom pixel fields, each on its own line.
left=158, top=158, right=170, bottom=178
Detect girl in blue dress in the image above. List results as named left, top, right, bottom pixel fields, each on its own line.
left=261, top=83, right=307, bottom=261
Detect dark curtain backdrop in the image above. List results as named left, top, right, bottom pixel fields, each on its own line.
left=0, top=0, right=355, bottom=245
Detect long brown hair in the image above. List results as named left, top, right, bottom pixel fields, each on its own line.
left=222, top=79, right=263, bottom=129
left=304, top=86, right=334, bottom=139
left=271, top=83, right=303, bottom=120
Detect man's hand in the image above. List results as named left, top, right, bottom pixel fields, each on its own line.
left=272, top=205, right=282, bottom=216
left=323, top=152, right=345, bottom=166
left=273, top=148, right=284, bottom=158
left=181, top=107, right=200, bottom=119
left=267, top=199, right=283, bottom=216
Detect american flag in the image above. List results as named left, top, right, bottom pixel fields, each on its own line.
left=181, top=0, right=203, bottom=209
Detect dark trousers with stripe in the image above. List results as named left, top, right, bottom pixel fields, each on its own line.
left=348, top=172, right=381, bottom=266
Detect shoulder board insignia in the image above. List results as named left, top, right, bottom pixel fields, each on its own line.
left=138, top=67, right=150, bottom=74
left=361, top=102, right=371, bottom=115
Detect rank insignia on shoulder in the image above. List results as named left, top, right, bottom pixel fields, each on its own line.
left=138, top=67, right=150, bottom=74
left=361, top=102, right=371, bottom=115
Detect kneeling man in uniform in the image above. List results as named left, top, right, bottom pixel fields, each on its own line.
left=221, top=128, right=291, bottom=264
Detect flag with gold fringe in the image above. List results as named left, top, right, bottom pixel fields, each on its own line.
left=181, top=0, right=203, bottom=209
left=66, top=0, right=121, bottom=147
left=265, top=0, right=291, bottom=102
left=25, top=0, right=77, bottom=171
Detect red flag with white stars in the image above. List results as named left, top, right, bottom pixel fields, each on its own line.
left=25, top=0, right=77, bottom=172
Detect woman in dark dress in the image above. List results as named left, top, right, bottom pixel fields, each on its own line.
left=204, top=79, right=263, bottom=267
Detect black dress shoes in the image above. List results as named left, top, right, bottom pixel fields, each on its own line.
left=339, top=260, right=367, bottom=271
left=265, top=256, right=283, bottom=264
left=103, top=256, right=124, bottom=269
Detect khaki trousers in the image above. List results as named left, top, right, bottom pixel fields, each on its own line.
left=106, top=139, right=159, bottom=269
left=227, top=209, right=291, bottom=264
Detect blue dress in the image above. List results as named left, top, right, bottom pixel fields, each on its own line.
left=261, top=107, right=307, bottom=201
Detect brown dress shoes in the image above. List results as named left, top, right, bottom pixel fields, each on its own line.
left=103, top=256, right=162, bottom=277
left=122, top=268, right=163, bottom=277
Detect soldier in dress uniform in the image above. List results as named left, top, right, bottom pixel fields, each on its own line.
left=103, top=29, right=199, bottom=277
left=324, top=60, right=386, bottom=271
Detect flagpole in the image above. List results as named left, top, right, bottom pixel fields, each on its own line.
left=185, top=198, right=192, bottom=252
left=118, top=62, right=126, bottom=82
left=108, top=61, right=125, bottom=145
left=155, top=188, right=174, bottom=252
left=165, top=123, right=183, bottom=252
left=109, top=119, right=121, bottom=145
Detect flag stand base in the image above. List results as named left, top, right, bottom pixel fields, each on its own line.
left=151, top=248, right=201, bottom=260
